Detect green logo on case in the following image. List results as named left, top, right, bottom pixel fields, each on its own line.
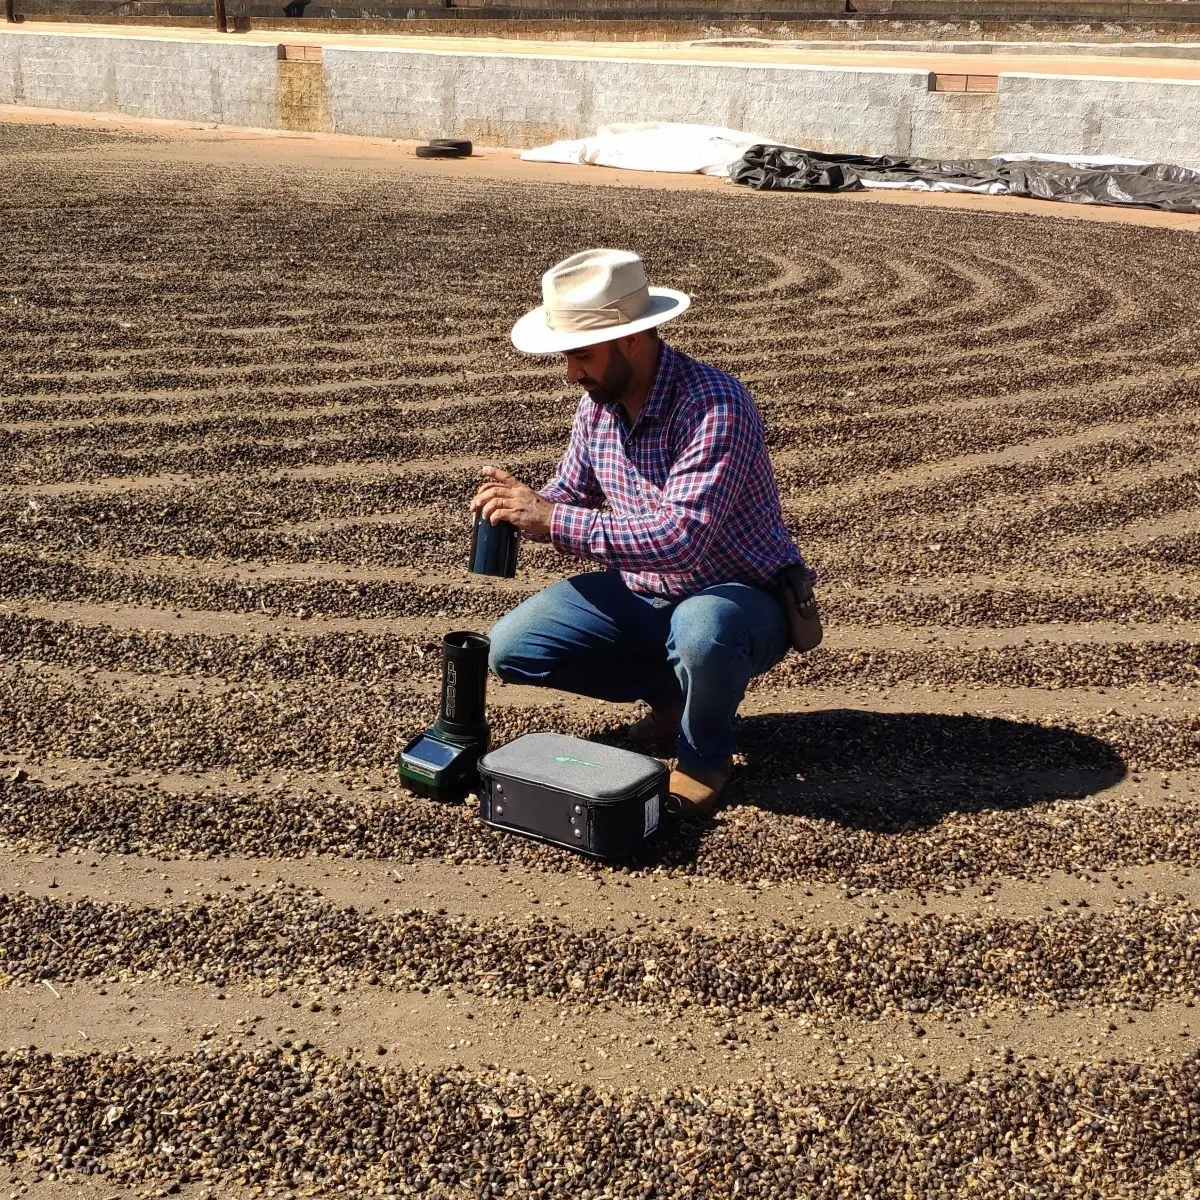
left=554, top=755, right=599, bottom=768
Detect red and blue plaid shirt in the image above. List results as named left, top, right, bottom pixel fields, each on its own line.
left=540, top=342, right=810, bottom=599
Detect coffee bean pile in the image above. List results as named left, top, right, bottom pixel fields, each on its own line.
left=793, top=425, right=1195, bottom=534
left=818, top=470, right=1200, bottom=585
left=3, top=668, right=1197, bottom=777
left=833, top=583, right=1200, bottom=629
left=4, top=121, right=1200, bottom=1198
left=772, top=640, right=1200, bottom=690
left=1, top=771, right=1196, bottom=889
left=2, top=410, right=569, bottom=488
left=4, top=1047, right=1197, bottom=1198
left=771, top=383, right=1200, bottom=495
left=0, top=123, right=160, bottom=153
left=5, top=888, right=1199, bottom=1017
left=6, top=549, right=1200, bottom=628
left=0, top=611, right=446, bottom=687
left=0, top=670, right=428, bottom=774
left=0, top=548, right=533, bottom=621
left=4, top=610, right=1199, bottom=693
left=1094, top=530, right=1200, bottom=571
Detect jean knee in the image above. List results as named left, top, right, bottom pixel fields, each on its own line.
left=486, top=612, right=525, bottom=682
left=670, top=605, right=744, bottom=671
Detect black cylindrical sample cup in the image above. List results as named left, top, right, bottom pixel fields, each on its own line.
left=470, top=510, right=518, bottom=578
left=439, top=630, right=490, bottom=735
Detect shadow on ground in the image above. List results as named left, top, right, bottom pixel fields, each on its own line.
left=617, top=709, right=1128, bottom=869
left=734, top=708, right=1126, bottom=832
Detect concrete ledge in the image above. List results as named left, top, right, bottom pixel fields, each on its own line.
left=0, top=30, right=279, bottom=124
left=16, top=13, right=1200, bottom=44
left=322, top=47, right=929, bottom=151
left=2, top=26, right=1199, bottom=167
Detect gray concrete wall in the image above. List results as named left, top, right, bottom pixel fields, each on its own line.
left=997, top=71, right=1200, bottom=165
left=3, top=28, right=1200, bottom=168
left=0, top=30, right=278, bottom=125
left=909, top=90, right=998, bottom=158
left=320, top=47, right=1200, bottom=163
left=323, top=47, right=935, bottom=153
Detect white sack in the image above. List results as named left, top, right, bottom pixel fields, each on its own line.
left=520, top=122, right=776, bottom=177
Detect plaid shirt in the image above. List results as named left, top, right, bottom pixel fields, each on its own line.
left=540, top=343, right=809, bottom=599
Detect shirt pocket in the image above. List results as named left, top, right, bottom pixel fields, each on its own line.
left=608, top=448, right=645, bottom=514
left=636, top=426, right=672, bottom=509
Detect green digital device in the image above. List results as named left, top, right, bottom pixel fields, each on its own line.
left=398, top=727, right=489, bottom=803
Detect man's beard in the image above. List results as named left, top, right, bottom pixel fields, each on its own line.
left=582, top=345, right=634, bottom=406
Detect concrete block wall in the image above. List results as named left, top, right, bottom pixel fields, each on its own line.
left=909, top=90, right=997, bottom=158
left=2, top=28, right=1200, bottom=168
left=735, top=63, right=926, bottom=154
left=998, top=72, right=1200, bottom=166
left=323, top=48, right=936, bottom=154
left=0, top=30, right=279, bottom=126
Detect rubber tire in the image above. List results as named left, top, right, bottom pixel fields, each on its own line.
left=415, top=144, right=463, bottom=159
left=431, top=138, right=473, bottom=156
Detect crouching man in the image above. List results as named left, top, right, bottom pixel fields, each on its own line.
left=471, top=249, right=814, bottom=816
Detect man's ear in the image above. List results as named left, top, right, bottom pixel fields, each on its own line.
left=627, top=331, right=652, bottom=358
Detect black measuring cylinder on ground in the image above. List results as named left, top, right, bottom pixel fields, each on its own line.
left=398, top=631, right=491, bottom=803
left=438, top=629, right=489, bottom=736
left=470, top=510, right=518, bottom=578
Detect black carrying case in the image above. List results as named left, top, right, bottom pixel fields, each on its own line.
left=478, top=732, right=667, bottom=860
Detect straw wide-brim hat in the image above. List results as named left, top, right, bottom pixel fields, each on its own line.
left=511, top=248, right=691, bottom=355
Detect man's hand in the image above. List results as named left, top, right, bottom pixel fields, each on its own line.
left=470, top=465, right=554, bottom=539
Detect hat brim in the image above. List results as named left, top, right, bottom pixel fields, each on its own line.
left=510, top=287, right=692, bottom=355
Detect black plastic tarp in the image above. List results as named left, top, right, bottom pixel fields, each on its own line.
left=728, top=144, right=1200, bottom=213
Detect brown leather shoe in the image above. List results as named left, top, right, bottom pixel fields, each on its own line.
left=668, top=759, right=733, bottom=818
left=628, top=703, right=683, bottom=754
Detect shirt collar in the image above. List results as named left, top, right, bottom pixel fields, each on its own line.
left=631, top=341, right=678, bottom=429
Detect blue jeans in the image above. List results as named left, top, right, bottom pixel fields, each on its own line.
left=487, top=571, right=790, bottom=774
